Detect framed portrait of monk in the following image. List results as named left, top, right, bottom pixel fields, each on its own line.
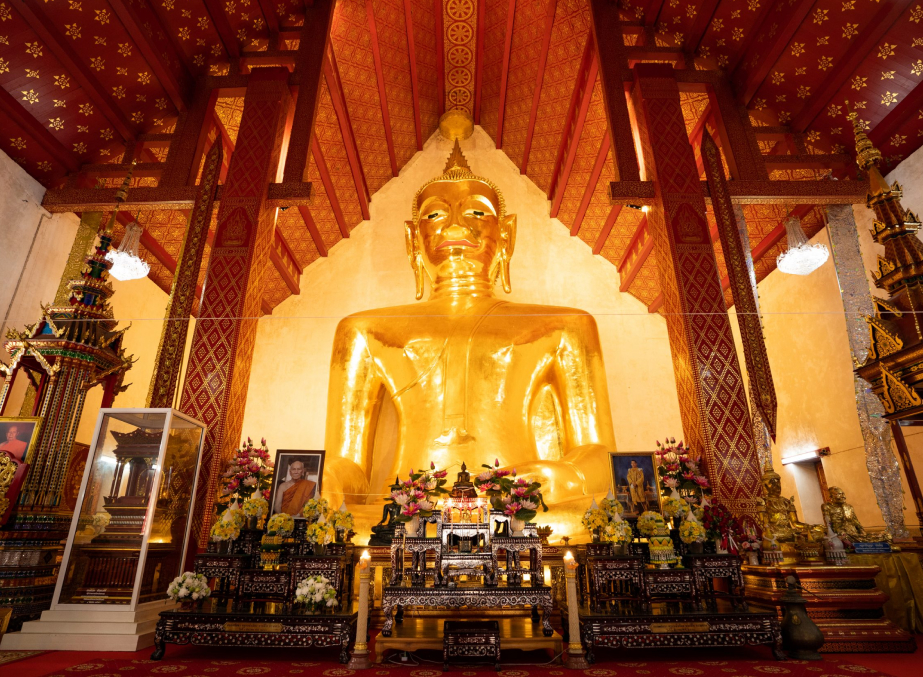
left=608, top=452, right=662, bottom=519
left=268, top=450, right=326, bottom=519
left=0, top=417, right=42, bottom=464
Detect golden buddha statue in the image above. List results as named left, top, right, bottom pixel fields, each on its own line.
left=759, top=464, right=825, bottom=549
left=822, top=486, right=892, bottom=544
left=323, top=135, right=616, bottom=538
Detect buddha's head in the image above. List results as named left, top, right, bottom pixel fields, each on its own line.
left=405, top=141, right=517, bottom=299
left=828, top=487, right=846, bottom=505
left=761, top=462, right=782, bottom=497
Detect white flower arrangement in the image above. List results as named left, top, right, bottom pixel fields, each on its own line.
left=295, top=574, right=339, bottom=612
left=167, top=572, right=211, bottom=603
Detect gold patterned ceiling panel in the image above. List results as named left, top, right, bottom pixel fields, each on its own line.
left=631, top=256, right=662, bottom=308
left=575, top=145, right=616, bottom=248
left=409, top=0, right=442, bottom=138
left=500, top=0, right=556, bottom=170
left=315, top=78, right=364, bottom=232
left=275, top=207, right=320, bottom=272
left=306, top=149, right=346, bottom=252
left=526, top=0, right=592, bottom=194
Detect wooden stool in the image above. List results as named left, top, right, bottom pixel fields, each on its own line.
left=443, top=620, right=500, bottom=671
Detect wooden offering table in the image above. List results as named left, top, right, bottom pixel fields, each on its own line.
left=562, top=600, right=783, bottom=663
left=151, top=598, right=358, bottom=662
left=381, top=581, right=555, bottom=638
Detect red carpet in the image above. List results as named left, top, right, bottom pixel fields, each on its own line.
left=8, top=643, right=920, bottom=677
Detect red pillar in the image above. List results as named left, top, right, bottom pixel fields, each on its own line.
left=632, top=64, right=761, bottom=516
left=181, top=68, right=293, bottom=545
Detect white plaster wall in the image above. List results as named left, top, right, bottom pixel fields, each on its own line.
left=0, top=150, right=80, bottom=361
left=242, top=127, right=685, bottom=470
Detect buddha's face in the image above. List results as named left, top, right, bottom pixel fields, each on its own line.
left=407, top=179, right=515, bottom=293
left=763, top=476, right=781, bottom=497
left=829, top=487, right=846, bottom=505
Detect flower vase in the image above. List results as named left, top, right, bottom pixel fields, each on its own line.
left=510, top=517, right=525, bottom=537
left=747, top=551, right=759, bottom=566
left=689, top=541, right=704, bottom=554
left=408, top=515, right=421, bottom=537
left=246, top=516, right=258, bottom=530
left=313, top=543, right=327, bottom=556
left=714, top=537, right=728, bottom=554
left=592, top=528, right=601, bottom=544
left=216, top=540, right=230, bottom=555
left=612, top=543, right=628, bottom=556
left=180, top=599, right=204, bottom=611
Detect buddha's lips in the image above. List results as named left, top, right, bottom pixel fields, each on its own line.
left=437, top=239, right=476, bottom=249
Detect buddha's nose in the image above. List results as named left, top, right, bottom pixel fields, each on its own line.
left=442, top=224, right=471, bottom=239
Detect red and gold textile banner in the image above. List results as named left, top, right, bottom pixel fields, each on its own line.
left=701, top=130, right=777, bottom=441
left=631, top=64, right=761, bottom=515
left=181, top=68, right=293, bottom=546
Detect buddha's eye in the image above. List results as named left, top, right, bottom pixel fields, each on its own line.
left=426, top=212, right=441, bottom=220
left=467, top=210, right=485, bottom=217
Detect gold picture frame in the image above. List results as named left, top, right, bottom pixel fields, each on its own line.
left=0, top=416, right=42, bottom=464
left=608, top=451, right=663, bottom=518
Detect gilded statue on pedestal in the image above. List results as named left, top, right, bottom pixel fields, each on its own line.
left=323, top=125, right=616, bottom=537
left=758, top=464, right=825, bottom=557
left=821, top=486, right=891, bottom=544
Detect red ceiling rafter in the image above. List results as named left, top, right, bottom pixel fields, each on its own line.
left=592, top=204, right=622, bottom=255
left=202, top=0, right=241, bottom=60
left=550, top=53, right=598, bottom=218
left=0, top=88, right=80, bottom=173
left=570, top=132, right=610, bottom=236
left=366, top=0, right=399, bottom=176
left=617, top=214, right=651, bottom=293
left=434, top=0, right=445, bottom=116
left=643, top=0, right=666, bottom=27
left=108, top=0, right=192, bottom=112
left=311, top=136, right=349, bottom=238
left=732, top=0, right=816, bottom=106
left=324, top=50, right=372, bottom=218
left=474, top=0, right=487, bottom=124
left=257, top=0, right=282, bottom=40
left=548, top=37, right=594, bottom=202
left=648, top=292, right=662, bottom=314
left=298, top=206, right=329, bottom=257
left=403, top=0, right=424, bottom=150
left=791, top=0, right=915, bottom=133
left=685, top=0, right=721, bottom=54
left=17, top=0, right=136, bottom=143
left=496, top=0, right=517, bottom=148
left=269, top=230, right=300, bottom=295
left=519, top=0, right=558, bottom=176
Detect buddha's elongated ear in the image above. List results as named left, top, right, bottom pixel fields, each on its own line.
left=498, top=214, right=517, bottom=294
left=404, top=220, right=425, bottom=300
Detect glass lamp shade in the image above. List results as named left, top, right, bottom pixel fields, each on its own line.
left=105, top=220, right=150, bottom=281
left=776, top=217, right=829, bottom=276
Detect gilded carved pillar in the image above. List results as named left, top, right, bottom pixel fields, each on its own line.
left=631, top=64, right=761, bottom=515
left=147, top=139, right=223, bottom=409
left=180, top=68, right=293, bottom=546
left=826, top=204, right=907, bottom=537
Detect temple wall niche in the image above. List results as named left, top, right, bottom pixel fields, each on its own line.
left=242, top=127, right=685, bottom=495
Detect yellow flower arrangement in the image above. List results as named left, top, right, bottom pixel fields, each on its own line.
left=210, top=518, right=240, bottom=542
left=637, top=511, right=665, bottom=537
left=267, top=512, right=295, bottom=536
left=679, top=519, right=706, bottom=544
left=302, top=497, right=330, bottom=523
left=329, top=509, right=354, bottom=532
left=305, top=521, right=335, bottom=546
left=242, top=497, right=268, bottom=518
left=600, top=496, right=624, bottom=519
left=581, top=507, right=609, bottom=531
left=602, top=520, right=634, bottom=544
left=662, top=495, right=689, bottom=520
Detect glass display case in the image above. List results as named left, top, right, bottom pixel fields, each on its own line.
left=53, top=409, right=205, bottom=609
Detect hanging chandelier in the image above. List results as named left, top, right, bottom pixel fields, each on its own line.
left=776, top=216, right=829, bottom=276
left=105, top=220, right=150, bottom=281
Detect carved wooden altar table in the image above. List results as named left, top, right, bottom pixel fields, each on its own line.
left=380, top=581, right=554, bottom=638
left=491, top=536, right=542, bottom=586
left=193, top=553, right=248, bottom=600
left=151, top=599, right=358, bottom=662
left=561, top=601, right=784, bottom=662
left=684, top=553, right=746, bottom=609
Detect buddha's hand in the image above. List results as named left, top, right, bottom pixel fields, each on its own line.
left=321, top=456, right=373, bottom=508
left=512, top=445, right=613, bottom=504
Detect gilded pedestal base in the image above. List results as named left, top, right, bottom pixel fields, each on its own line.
left=743, top=563, right=917, bottom=652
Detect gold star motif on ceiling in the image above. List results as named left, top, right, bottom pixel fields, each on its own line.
left=797, top=85, right=811, bottom=99
left=882, top=70, right=896, bottom=79
left=791, top=42, right=805, bottom=56
left=890, top=134, right=907, bottom=147
left=53, top=99, right=66, bottom=107
left=26, top=68, right=38, bottom=78
left=21, top=90, right=39, bottom=104
left=911, top=6, right=923, bottom=23
left=882, top=92, right=899, bottom=106
left=813, top=8, right=828, bottom=24
left=851, top=75, right=868, bottom=89
left=65, top=24, right=81, bottom=39
left=819, top=56, right=833, bottom=70
left=25, top=43, right=43, bottom=58
left=828, top=103, right=842, bottom=117
left=912, top=59, right=923, bottom=76
left=36, top=161, right=52, bottom=172
left=0, top=3, right=11, bottom=22
left=878, top=44, right=897, bottom=59
left=90, top=57, right=105, bottom=71
left=48, top=118, right=64, bottom=131
left=10, top=137, right=25, bottom=150
left=95, top=9, right=110, bottom=24
left=843, top=23, right=858, bottom=39
left=0, top=57, right=8, bottom=74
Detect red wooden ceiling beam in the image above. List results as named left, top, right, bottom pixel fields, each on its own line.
left=403, top=0, right=424, bottom=150
left=570, top=132, right=610, bottom=236
left=108, top=0, right=192, bottom=112
left=434, top=0, right=445, bottom=116
left=550, top=54, right=599, bottom=217
left=366, top=0, right=399, bottom=176
left=298, top=206, right=329, bottom=257
left=0, top=89, right=80, bottom=173
left=474, top=0, right=486, bottom=124
left=592, top=204, right=622, bottom=255
left=648, top=292, right=663, bottom=314
left=643, top=0, right=666, bottom=27
left=496, top=0, right=518, bottom=148
left=311, top=136, right=349, bottom=238
left=590, top=0, right=641, bottom=182
left=792, top=0, right=916, bottom=133
left=685, top=0, right=721, bottom=54
left=618, top=215, right=652, bottom=293
left=269, top=230, right=301, bottom=295
left=325, top=49, right=371, bottom=218
left=18, top=0, right=136, bottom=143
left=549, top=37, right=593, bottom=202
left=257, top=0, right=281, bottom=41
left=732, top=0, right=816, bottom=106
left=520, top=0, right=558, bottom=175
left=202, top=0, right=241, bottom=60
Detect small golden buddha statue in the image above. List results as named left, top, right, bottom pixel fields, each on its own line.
left=822, top=486, right=892, bottom=544
left=323, top=135, right=616, bottom=535
left=759, top=464, right=825, bottom=547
